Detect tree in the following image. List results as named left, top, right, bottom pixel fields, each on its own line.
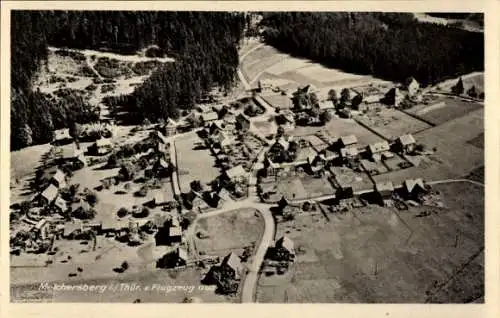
left=20, top=124, right=33, bottom=146
left=351, top=94, right=363, bottom=110
left=340, top=88, right=350, bottom=104
left=276, top=125, right=285, bottom=137
left=319, top=111, right=332, bottom=124
left=69, top=122, right=82, bottom=139
left=309, top=92, right=319, bottom=106
left=85, top=191, right=99, bottom=206
left=467, top=85, right=478, bottom=98
left=190, top=180, right=202, bottom=192
left=107, top=153, right=118, bottom=167
left=328, top=89, right=338, bottom=104
left=117, top=207, right=129, bottom=218
left=452, top=77, right=465, bottom=95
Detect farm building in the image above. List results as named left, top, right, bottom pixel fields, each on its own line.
left=169, top=226, right=183, bottom=243
left=165, top=118, right=179, bottom=136
left=375, top=181, right=395, bottom=199
left=395, top=134, right=417, bottom=154
left=340, top=147, right=359, bottom=160
left=276, top=111, right=296, bottom=131
left=384, top=87, right=405, bottom=107
left=118, top=162, right=137, bottom=181
left=36, top=184, right=59, bottom=206
left=201, top=111, right=219, bottom=124
left=53, top=197, right=69, bottom=214
left=220, top=252, right=242, bottom=280
left=307, top=153, right=326, bottom=174
left=90, top=138, right=113, bottom=155
left=221, top=165, right=248, bottom=184
left=184, top=190, right=209, bottom=211
left=403, top=178, right=427, bottom=199
left=235, top=114, right=251, bottom=131
left=405, top=77, right=420, bottom=97
left=317, top=100, right=335, bottom=111
left=157, top=247, right=188, bottom=268
left=50, top=169, right=67, bottom=188
left=52, top=128, right=73, bottom=145
left=275, top=235, right=295, bottom=261
left=209, top=120, right=229, bottom=134
left=338, top=135, right=358, bottom=149
left=265, top=158, right=281, bottom=177
left=367, top=141, right=391, bottom=161
left=258, top=79, right=274, bottom=93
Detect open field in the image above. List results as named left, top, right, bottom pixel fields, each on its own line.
left=262, top=175, right=335, bottom=201
left=406, top=96, right=482, bottom=126
left=194, top=208, right=264, bottom=258
left=175, top=132, right=220, bottom=193
left=325, top=118, right=386, bottom=147
left=257, top=182, right=483, bottom=303
left=261, top=94, right=294, bottom=110
left=355, top=107, right=432, bottom=140
left=415, top=109, right=484, bottom=176
left=240, top=44, right=393, bottom=97
left=432, top=72, right=484, bottom=94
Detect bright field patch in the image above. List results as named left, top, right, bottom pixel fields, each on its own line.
left=175, top=132, right=220, bottom=193
left=407, top=97, right=482, bottom=126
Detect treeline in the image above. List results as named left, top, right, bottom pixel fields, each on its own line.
left=11, top=11, right=245, bottom=150
left=426, top=13, right=484, bottom=27
left=260, top=12, right=484, bottom=86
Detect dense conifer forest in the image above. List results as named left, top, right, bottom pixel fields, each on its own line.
left=260, top=12, right=483, bottom=86
left=11, top=11, right=246, bottom=150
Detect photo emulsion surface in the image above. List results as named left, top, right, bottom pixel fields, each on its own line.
left=9, top=11, right=484, bottom=303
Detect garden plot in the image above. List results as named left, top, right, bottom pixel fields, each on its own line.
left=407, top=97, right=482, bottom=126
left=176, top=132, right=220, bottom=193
left=415, top=109, right=484, bottom=176
left=330, top=166, right=373, bottom=192
left=261, top=94, right=294, bottom=109
left=325, top=118, right=385, bottom=147
left=355, top=107, right=432, bottom=140
left=193, top=208, right=264, bottom=258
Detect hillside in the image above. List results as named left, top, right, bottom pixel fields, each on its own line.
left=11, top=11, right=246, bottom=151
left=260, top=12, right=483, bottom=87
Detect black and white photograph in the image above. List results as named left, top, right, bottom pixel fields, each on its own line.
left=3, top=3, right=491, bottom=308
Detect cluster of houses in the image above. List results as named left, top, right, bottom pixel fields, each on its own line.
left=262, top=130, right=419, bottom=179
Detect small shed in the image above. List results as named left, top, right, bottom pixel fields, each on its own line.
left=338, top=135, right=358, bottom=148
left=375, top=181, right=395, bottom=199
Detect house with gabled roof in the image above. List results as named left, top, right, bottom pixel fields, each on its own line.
left=307, top=153, right=326, bottom=174
left=53, top=196, right=68, bottom=214
left=395, top=134, right=417, bottom=154
left=36, top=184, right=59, bottom=206
left=405, top=77, right=420, bottom=97
left=90, top=138, right=113, bottom=155
left=338, top=135, right=358, bottom=149
left=165, top=118, right=179, bottom=136
left=275, top=235, right=295, bottom=261
left=50, top=169, right=67, bottom=188
left=220, top=252, right=242, bottom=280
left=221, top=165, right=248, bottom=185
left=384, top=87, right=405, bottom=107
left=235, top=113, right=250, bottom=131
left=367, top=141, right=391, bottom=161
left=169, top=226, right=183, bottom=243
left=201, top=111, right=219, bottom=125
left=52, top=128, right=73, bottom=145
left=403, top=178, right=426, bottom=199
left=375, top=181, right=395, bottom=199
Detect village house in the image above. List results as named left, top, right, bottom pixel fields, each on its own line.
left=307, top=153, right=326, bottom=175
left=153, top=158, right=172, bottom=178
left=152, top=130, right=169, bottom=145
left=52, top=128, right=73, bottom=146
left=52, top=196, right=69, bottom=214
left=35, top=184, right=59, bottom=207
left=196, top=104, right=214, bottom=113
left=402, top=178, right=427, bottom=199
left=316, top=100, right=335, bottom=112
left=235, top=113, right=251, bottom=131
left=201, top=111, right=219, bottom=125
left=395, top=134, right=417, bottom=154
left=258, top=79, right=274, bottom=93
left=50, top=169, right=67, bottom=188
left=168, top=225, right=183, bottom=244
left=165, top=118, right=179, bottom=136
left=157, top=247, right=188, bottom=268
left=264, top=158, right=281, bottom=177
left=338, top=135, right=358, bottom=149
left=275, top=235, right=295, bottom=261
left=340, top=146, right=359, bottom=162
left=220, top=252, right=242, bottom=280
left=209, top=120, right=230, bottom=135
left=384, top=87, right=405, bottom=107
left=375, top=181, right=395, bottom=202
left=31, top=218, right=50, bottom=240
left=275, top=111, right=296, bottom=132
left=405, top=77, right=420, bottom=97
left=184, top=189, right=209, bottom=211
left=221, top=164, right=248, bottom=186
left=90, top=138, right=113, bottom=155
left=367, top=141, right=391, bottom=161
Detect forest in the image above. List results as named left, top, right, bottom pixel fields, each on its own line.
left=260, top=12, right=483, bottom=86
left=11, top=11, right=246, bottom=150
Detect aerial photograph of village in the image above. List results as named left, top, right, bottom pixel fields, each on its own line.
left=9, top=11, right=484, bottom=303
